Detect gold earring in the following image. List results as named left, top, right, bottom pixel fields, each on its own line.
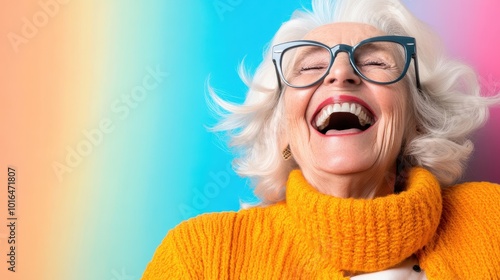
left=282, top=145, right=292, bottom=160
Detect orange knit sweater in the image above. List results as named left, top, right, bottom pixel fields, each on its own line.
left=142, top=168, right=500, bottom=279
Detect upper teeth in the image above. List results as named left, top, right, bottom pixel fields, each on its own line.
left=315, top=102, right=374, bottom=131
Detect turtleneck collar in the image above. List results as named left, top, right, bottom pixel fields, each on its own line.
left=286, top=167, right=442, bottom=273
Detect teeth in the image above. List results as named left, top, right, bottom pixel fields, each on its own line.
left=350, top=103, right=356, bottom=114
left=315, top=102, right=374, bottom=131
left=333, top=103, right=341, bottom=113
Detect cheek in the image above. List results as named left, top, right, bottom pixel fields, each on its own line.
left=376, top=91, right=409, bottom=153
left=284, top=88, right=314, bottom=125
left=393, top=90, right=411, bottom=133
left=378, top=84, right=409, bottom=123
left=389, top=96, right=407, bottom=125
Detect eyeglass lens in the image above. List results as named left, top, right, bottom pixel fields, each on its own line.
left=281, top=41, right=407, bottom=87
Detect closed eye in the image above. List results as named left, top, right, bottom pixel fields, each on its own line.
left=300, top=65, right=327, bottom=72
left=359, top=60, right=388, bottom=68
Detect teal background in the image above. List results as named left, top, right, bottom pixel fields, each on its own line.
left=89, top=1, right=307, bottom=279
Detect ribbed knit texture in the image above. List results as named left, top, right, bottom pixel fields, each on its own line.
left=142, top=168, right=500, bottom=279
left=286, top=168, right=442, bottom=274
left=418, top=181, right=500, bottom=279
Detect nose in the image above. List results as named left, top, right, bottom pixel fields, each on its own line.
left=322, top=52, right=362, bottom=86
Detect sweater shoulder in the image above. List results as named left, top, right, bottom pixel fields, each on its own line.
left=142, top=204, right=287, bottom=279
left=142, top=211, right=240, bottom=279
left=442, top=180, right=500, bottom=202
left=419, top=181, right=500, bottom=279
left=173, top=202, right=286, bottom=238
left=440, top=181, right=500, bottom=218
left=439, top=181, right=500, bottom=229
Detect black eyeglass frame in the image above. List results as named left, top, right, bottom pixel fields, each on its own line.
left=271, top=35, right=421, bottom=90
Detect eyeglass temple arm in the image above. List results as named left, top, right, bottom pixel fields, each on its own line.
left=412, top=54, right=422, bottom=91
left=272, top=59, right=283, bottom=91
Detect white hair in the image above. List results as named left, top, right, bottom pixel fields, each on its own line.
left=208, top=0, right=500, bottom=205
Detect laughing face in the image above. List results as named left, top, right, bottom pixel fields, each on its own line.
left=282, top=23, right=413, bottom=197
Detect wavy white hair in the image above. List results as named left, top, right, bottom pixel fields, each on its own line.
left=209, top=0, right=499, bottom=205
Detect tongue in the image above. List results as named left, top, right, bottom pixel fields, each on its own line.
left=324, top=128, right=363, bottom=135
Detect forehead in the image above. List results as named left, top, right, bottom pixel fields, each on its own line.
left=302, top=22, right=386, bottom=46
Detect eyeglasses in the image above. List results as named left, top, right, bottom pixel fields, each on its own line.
left=272, top=35, right=421, bottom=90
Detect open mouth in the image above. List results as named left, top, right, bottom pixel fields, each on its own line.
left=314, top=102, right=375, bottom=134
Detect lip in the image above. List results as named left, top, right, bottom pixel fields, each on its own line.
left=310, top=95, right=377, bottom=136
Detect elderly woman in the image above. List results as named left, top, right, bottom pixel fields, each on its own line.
left=143, top=0, right=500, bottom=279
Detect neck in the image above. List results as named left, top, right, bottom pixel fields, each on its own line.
left=301, top=164, right=397, bottom=198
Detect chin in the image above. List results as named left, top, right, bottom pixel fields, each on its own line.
left=314, top=154, right=376, bottom=176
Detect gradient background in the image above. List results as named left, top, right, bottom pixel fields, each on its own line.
left=1, top=0, right=499, bottom=279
